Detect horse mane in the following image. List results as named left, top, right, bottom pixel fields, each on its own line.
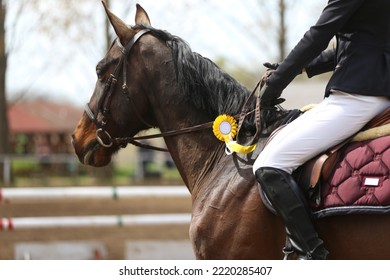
left=136, top=25, right=253, bottom=120
left=170, top=42, right=251, bottom=118
left=135, top=25, right=291, bottom=135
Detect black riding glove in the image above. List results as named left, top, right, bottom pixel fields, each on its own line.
left=259, top=62, right=284, bottom=106
left=263, top=62, right=279, bottom=70
left=259, top=80, right=284, bottom=106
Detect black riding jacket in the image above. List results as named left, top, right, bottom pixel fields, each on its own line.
left=268, top=0, right=390, bottom=98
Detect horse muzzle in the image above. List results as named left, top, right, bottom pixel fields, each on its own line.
left=72, top=134, right=113, bottom=167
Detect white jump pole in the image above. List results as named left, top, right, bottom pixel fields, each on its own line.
left=0, top=213, right=191, bottom=231
left=0, top=186, right=189, bottom=202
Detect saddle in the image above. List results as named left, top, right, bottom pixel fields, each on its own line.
left=260, top=106, right=390, bottom=219
left=295, top=106, right=390, bottom=192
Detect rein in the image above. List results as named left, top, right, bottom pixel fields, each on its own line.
left=86, top=28, right=263, bottom=152
left=114, top=120, right=215, bottom=152
left=113, top=82, right=261, bottom=152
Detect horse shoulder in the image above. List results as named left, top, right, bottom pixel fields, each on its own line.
left=189, top=159, right=285, bottom=259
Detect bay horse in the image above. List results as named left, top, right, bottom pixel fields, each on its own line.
left=72, top=3, right=390, bottom=259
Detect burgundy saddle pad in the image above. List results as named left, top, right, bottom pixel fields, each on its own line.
left=310, top=135, right=390, bottom=218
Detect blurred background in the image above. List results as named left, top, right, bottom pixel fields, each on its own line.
left=0, top=0, right=330, bottom=259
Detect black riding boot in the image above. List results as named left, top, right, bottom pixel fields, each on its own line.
left=255, top=166, right=329, bottom=260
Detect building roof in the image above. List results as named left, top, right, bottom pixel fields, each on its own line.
left=7, top=100, right=83, bottom=134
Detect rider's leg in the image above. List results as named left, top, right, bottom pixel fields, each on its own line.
left=253, top=92, right=390, bottom=259
left=254, top=92, right=390, bottom=174
left=255, top=166, right=328, bottom=259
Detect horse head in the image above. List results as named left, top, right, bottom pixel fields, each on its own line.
left=72, top=3, right=157, bottom=167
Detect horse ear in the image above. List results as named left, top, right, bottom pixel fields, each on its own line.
left=135, top=4, right=151, bottom=26
left=101, top=1, right=136, bottom=43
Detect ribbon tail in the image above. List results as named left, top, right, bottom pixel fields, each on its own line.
left=225, top=140, right=257, bottom=155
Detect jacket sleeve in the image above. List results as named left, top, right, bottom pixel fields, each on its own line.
left=268, top=0, right=365, bottom=91
left=305, top=48, right=336, bottom=78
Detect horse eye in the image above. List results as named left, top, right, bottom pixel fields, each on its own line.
left=96, top=57, right=118, bottom=81
left=96, top=68, right=103, bottom=80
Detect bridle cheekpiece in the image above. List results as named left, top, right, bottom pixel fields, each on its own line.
left=84, top=29, right=151, bottom=148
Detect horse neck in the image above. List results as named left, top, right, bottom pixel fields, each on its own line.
left=138, top=34, right=245, bottom=195
left=143, top=67, right=225, bottom=194
left=156, top=92, right=226, bottom=195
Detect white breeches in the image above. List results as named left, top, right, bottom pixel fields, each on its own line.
left=253, top=91, right=390, bottom=175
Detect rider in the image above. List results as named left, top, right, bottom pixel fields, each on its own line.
left=253, top=0, right=390, bottom=259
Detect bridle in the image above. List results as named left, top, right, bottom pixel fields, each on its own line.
left=84, top=28, right=231, bottom=152
left=85, top=28, right=153, bottom=149
left=84, top=28, right=265, bottom=152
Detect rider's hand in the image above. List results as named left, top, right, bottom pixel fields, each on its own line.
left=264, top=61, right=304, bottom=74
left=263, top=62, right=279, bottom=70
left=259, top=63, right=284, bottom=106
left=259, top=80, right=284, bottom=106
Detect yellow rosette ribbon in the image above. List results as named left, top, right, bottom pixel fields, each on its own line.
left=212, top=114, right=257, bottom=155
